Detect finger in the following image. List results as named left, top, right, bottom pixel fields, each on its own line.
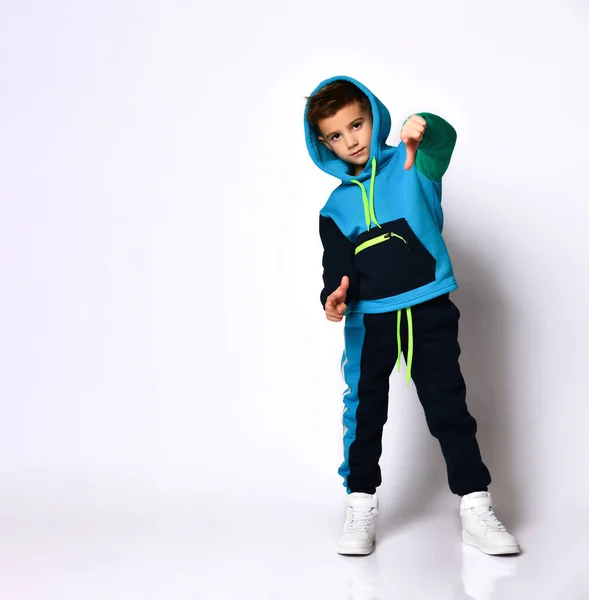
left=406, top=123, right=425, bottom=137
left=401, top=130, right=423, bottom=144
left=328, top=282, right=345, bottom=305
left=404, top=124, right=425, bottom=141
left=326, top=290, right=338, bottom=306
left=327, top=302, right=346, bottom=316
left=333, top=287, right=346, bottom=304
left=404, top=144, right=416, bottom=170
left=409, top=115, right=427, bottom=127
left=326, top=312, right=343, bottom=322
left=337, top=279, right=349, bottom=303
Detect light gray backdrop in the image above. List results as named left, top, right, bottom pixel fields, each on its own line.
left=1, top=1, right=587, bottom=598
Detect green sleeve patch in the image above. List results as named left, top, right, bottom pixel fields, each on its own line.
left=410, top=113, right=457, bottom=181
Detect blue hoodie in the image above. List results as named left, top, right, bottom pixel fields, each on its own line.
left=305, top=75, right=459, bottom=315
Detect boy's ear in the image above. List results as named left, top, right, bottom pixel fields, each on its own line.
left=318, top=136, right=330, bottom=150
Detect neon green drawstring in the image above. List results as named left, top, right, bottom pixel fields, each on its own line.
left=368, top=156, right=377, bottom=225
left=351, top=157, right=379, bottom=231
left=396, top=310, right=402, bottom=369
left=406, top=307, right=413, bottom=384
left=396, top=307, right=414, bottom=385
left=351, top=157, right=414, bottom=382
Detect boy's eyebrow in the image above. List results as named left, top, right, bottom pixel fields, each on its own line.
left=325, top=117, right=365, bottom=138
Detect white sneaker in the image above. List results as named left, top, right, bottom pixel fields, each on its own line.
left=337, top=492, right=378, bottom=556
left=460, top=491, right=520, bottom=555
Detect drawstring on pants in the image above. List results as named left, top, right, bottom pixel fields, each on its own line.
left=396, top=307, right=414, bottom=385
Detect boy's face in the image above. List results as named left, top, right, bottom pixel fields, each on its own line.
left=317, top=102, right=373, bottom=175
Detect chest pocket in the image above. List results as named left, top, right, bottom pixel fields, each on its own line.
left=354, top=218, right=436, bottom=300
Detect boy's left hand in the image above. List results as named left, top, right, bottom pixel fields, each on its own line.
left=401, top=115, right=427, bottom=170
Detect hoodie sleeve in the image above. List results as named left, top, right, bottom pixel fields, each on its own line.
left=413, top=113, right=457, bottom=182
left=319, top=215, right=359, bottom=309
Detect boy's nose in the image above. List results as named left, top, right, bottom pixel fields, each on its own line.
left=346, top=135, right=358, bottom=149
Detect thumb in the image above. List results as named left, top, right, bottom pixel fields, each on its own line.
left=404, top=141, right=417, bottom=170
left=336, top=276, right=349, bottom=302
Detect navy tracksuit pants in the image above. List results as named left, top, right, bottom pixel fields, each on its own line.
left=339, top=293, right=491, bottom=496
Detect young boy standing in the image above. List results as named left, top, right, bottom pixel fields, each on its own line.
left=304, top=76, right=519, bottom=557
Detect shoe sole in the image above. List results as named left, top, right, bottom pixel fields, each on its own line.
left=462, top=531, right=520, bottom=555
left=336, top=543, right=374, bottom=556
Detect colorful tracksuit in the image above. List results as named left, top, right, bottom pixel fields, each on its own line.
left=304, top=75, right=491, bottom=495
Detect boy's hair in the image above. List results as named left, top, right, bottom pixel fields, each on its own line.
left=306, top=80, right=372, bottom=133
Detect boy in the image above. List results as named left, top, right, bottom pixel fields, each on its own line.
left=304, top=76, right=519, bottom=557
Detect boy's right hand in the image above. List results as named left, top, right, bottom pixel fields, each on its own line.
left=325, top=276, right=349, bottom=322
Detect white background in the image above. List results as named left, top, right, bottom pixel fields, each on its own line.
left=1, top=1, right=588, bottom=598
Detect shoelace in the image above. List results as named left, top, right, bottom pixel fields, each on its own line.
left=472, top=507, right=507, bottom=532
left=348, top=507, right=375, bottom=532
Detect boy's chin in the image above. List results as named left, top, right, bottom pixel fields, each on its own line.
left=347, top=159, right=368, bottom=171
left=344, top=156, right=364, bottom=165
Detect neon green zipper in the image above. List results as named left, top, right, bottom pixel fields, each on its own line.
left=355, top=232, right=408, bottom=255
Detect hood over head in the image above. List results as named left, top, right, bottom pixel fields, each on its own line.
left=304, top=75, right=396, bottom=183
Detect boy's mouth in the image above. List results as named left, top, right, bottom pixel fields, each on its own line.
left=351, top=147, right=365, bottom=157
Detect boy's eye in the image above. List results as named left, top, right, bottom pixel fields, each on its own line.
left=331, top=134, right=340, bottom=141
left=352, top=122, right=362, bottom=129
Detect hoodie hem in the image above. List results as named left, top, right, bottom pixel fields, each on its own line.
left=348, top=280, right=458, bottom=315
